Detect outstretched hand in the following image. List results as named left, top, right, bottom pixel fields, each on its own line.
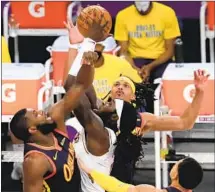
left=64, top=16, right=84, bottom=44
left=194, top=69, right=210, bottom=92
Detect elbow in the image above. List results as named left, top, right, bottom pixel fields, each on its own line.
left=180, top=118, right=195, bottom=131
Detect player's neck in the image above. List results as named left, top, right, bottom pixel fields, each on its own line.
left=34, top=133, right=55, bottom=147
left=170, top=181, right=192, bottom=192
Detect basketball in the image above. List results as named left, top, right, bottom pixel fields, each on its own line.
left=77, top=5, right=112, bottom=42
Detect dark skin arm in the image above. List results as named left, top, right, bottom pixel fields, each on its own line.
left=64, top=74, right=110, bottom=156
left=23, top=153, right=52, bottom=192
left=49, top=52, right=96, bottom=134
left=74, top=94, right=110, bottom=156
left=63, top=15, right=110, bottom=154
left=64, top=74, right=98, bottom=110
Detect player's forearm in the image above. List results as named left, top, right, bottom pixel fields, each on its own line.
left=63, top=64, right=95, bottom=113
left=90, top=170, right=132, bottom=192
left=180, top=88, right=204, bottom=129
left=85, top=85, right=98, bottom=109
left=145, top=89, right=204, bottom=132
left=76, top=64, right=95, bottom=89
left=64, top=74, right=76, bottom=92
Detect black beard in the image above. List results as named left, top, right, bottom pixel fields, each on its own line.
left=37, top=122, right=57, bottom=135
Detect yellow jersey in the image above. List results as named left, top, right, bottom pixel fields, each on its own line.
left=114, top=2, right=181, bottom=59
left=93, top=53, right=142, bottom=99
left=1, top=36, right=11, bottom=63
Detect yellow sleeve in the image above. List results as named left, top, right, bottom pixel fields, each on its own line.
left=90, top=170, right=132, bottom=192
left=164, top=9, right=181, bottom=39
left=114, top=11, right=128, bottom=41
left=120, top=59, right=142, bottom=83
left=1, top=36, right=11, bottom=63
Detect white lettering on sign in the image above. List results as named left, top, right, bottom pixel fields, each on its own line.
left=28, top=2, right=45, bottom=18
left=2, top=83, right=16, bottom=103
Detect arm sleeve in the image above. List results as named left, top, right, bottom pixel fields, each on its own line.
left=164, top=9, right=181, bottom=39
left=114, top=12, right=129, bottom=41
left=90, top=170, right=132, bottom=192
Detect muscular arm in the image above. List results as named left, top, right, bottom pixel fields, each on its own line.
left=23, top=153, right=51, bottom=192
left=64, top=75, right=104, bottom=139
left=50, top=61, right=95, bottom=133
left=73, top=94, right=109, bottom=155
left=141, top=88, right=204, bottom=132
left=64, top=53, right=109, bottom=155
left=64, top=74, right=98, bottom=110
left=85, top=85, right=98, bottom=109
left=64, top=47, right=98, bottom=109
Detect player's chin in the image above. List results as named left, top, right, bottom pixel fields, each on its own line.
left=114, top=95, right=126, bottom=100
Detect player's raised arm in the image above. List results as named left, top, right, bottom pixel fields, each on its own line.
left=139, top=69, right=209, bottom=135
left=49, top=51, right=98, bottom=123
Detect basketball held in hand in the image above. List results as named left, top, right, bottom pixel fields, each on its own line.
left=77, top=5, right=112, bottom=42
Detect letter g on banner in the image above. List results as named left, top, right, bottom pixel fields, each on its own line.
left=183, top=84, right=196, bottom=103
left=2, top=83, right=16, bottom=103
left=28, top=2, right=45, bottom=18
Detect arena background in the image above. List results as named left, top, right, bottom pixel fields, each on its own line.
left=1, top=1, right=214, bottom=192
left=1, top=1, right=213, bottom=63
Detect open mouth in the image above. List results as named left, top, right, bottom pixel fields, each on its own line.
left=116, top=91, right=124, bottom=96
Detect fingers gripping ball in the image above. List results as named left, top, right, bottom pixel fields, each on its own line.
left=77, top=5, right=112, bottom=42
